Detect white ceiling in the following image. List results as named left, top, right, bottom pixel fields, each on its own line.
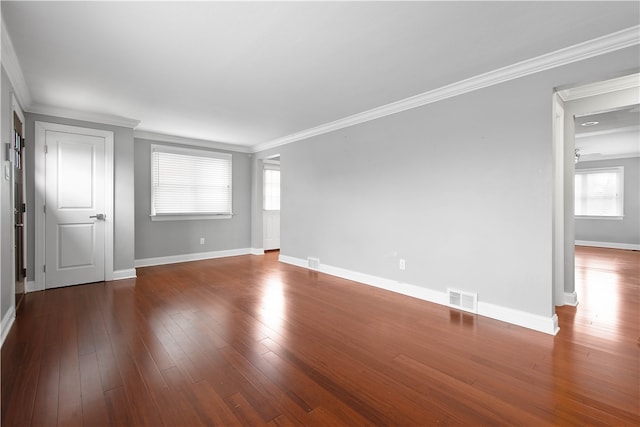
left=2, top=1, right=640, bottom=148
left=576, top=105, right=640, bottom=160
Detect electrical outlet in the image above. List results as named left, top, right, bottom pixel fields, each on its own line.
left=199, top=237, right=205, bottom=245
left=399, top=259, right=406, bottom=270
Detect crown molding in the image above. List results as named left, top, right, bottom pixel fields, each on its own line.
left=575, top=124, right=639, bottom=139
left=28, top=103, right=141, bottom=129
left=252, top=25, right=640, bottom=153
left=578, top=152, right=639, bottom=162
left=1, top=17, right=33, bottom=109
left=134, top=130, right=251, bottom=153
left=557, top=73, right=639, bottom=101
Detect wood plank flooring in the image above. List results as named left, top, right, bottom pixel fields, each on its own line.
left=2, top=247, right=639, bottom=426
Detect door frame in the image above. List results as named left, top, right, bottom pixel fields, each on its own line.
left=552, top=74, right=639, bottom=309
left=34, top=121, right=114, bottom=291
left=11, top=94, right=26, bottom=302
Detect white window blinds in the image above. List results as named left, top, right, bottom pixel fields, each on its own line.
left=575, top=167, right=623, bottom=217
left=151, top=145, right=232, bottom=217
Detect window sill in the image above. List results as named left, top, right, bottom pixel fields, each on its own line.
left=575, top=215, right=623, bottom=221
left=150, top=214, right=233, bottom=221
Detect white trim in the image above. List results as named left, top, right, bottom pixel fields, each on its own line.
left=8, top=94, right=26, bottom=326
left=552, top=92, right=566, bottom=308
left=35, top=122, right=115, bottom=289
left=575, top=215, right=623, bottom=221
left=25, top=280, right=42, bottom=293
left=135, top=130, right=251, bottom=153
left=252, top=25, right=640, bottom=153
left=278, top=255, right=307, bottom=269
left=1, top=17, right=32, bottom=109
left=1, top=305, right=16, bottom=347
left=557, top=73, right=640, bottom=101
left=103, top=133, right=115, bottom=281
left=111, top=269, right=137, bottom=280
left=28, top=103, right=140, bottom=129
left=575, top=240, right=640, bottom=251
left=134, top=248, right=252, bottom=268
left=575, top=125, right=639, bottom=139
left=564, top=291, right=579, bottom=307
left=579, top=153, right=640, bottom=162
left=278, top=255, right=559, bottom=335
left=150, top=214, right=233, bottom=221
left=250, top=248, right=265, bottom=255
left=478, top=303, right=559, bottom=336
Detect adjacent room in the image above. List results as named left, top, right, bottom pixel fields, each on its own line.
left=1, top=1, right=639, bottom=425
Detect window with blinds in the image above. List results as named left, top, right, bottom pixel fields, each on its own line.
left=150, top=145, right=232, bottom=219
left=575, top=167, right=623, bottom=217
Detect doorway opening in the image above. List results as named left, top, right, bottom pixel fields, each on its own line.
left=263, top=156, right=280, bottom=252
left=553, top=73, right=639, bottom=316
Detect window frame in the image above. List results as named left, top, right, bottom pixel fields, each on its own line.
left=150, top=144, right=233, bottom=221
left=574, top=166, right=624, bottom=220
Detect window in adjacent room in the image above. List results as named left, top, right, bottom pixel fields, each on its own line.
left=150, top=144, right=232, bottom=220
left=263, top=163, right=280, bottom=211
left=575, top=167, right=623, bottom=218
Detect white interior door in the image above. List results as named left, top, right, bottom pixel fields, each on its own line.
left=264, top=211, right=280, bottom=250
left=45, top=130, right=106, bottom=288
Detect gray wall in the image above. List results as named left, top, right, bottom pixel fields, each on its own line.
left=24, top=113, right=136, bottom=276
left=576, top=156, right=640, bottom=245
left=1, top=66, right=16, bottom=322
left=252, top=46, right=639, bottom=319
left=134, top=138, right=251, bottom=260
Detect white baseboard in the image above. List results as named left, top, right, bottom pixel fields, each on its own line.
left=478, top=302, right=559, bottom=335
left=279, top=254, right=559, bottom=335
left=1, top=305, right=16, bottom=347
left=279, top=254, right=308, bottom=269
left=250, top=248, right=265, bottom=255
left=564, top=291, right=579, bottom=306
left=26, top=280, right=43, bottom=293
left=111, top=269, right=137, bottom=280
left=575, top=240, right=640, bottom=251
left=135, top=248, right=252, bottom=268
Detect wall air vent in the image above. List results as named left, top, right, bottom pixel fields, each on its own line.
left=447, top=288, right=478, bottom=314
left=307, top=257, right=320, bottom=270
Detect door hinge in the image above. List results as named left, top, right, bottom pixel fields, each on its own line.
left=43, top=205, right=46, bottom=214
left=22, top=268, right=26, bottom=277
left=44, top=145, right=48, bottom=154
left=21, top=203, right=26, bottom=213
left=43, top=265, right=46, bottom=273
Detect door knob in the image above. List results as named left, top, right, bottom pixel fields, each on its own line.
left=89, top=213, right=106, bottom=220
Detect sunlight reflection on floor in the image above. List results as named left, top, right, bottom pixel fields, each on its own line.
left=259, top=275, right=286, bottom=332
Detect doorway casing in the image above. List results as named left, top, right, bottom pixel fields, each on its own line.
left=552, top=73, right=640, bottom=309
left=33, top=121, right=115, bottom=291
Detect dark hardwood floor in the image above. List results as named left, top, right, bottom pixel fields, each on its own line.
left=2, top=247, right=639, bottom=426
